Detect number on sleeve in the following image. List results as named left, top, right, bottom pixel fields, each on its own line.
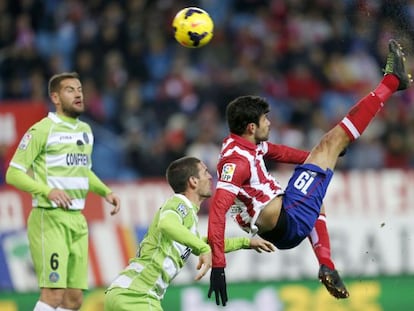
left=50, top=253, right=59, bottom=270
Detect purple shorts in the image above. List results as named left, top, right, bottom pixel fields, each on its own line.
left=262, top=163, right=333, bottom=250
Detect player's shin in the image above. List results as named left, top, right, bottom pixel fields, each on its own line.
left=308, top=214, right=334, bottom=269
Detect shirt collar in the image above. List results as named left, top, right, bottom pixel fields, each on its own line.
left=48, top=112, right=79, bottom=129
left=229, top=133, right=257, bottom=151
left=174, top=193, right=199, bottom=212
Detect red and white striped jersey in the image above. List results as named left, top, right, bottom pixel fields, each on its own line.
left=208, top=133, right=309, bottom=267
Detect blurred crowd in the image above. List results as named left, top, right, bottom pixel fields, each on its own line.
left=1, top=0, right=414, bottom=182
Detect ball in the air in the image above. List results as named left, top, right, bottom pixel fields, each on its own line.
left=172, top=7, right=214, bottom=48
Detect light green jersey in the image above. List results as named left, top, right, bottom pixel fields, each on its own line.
left=107, top=194, right=250, bottom=300
left=9, top=112, right=94, bottom=210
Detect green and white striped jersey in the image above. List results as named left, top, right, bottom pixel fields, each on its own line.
left=9, top=112, right=94, bottom=210
left=107, top=193, right=250, bottom=300
left=108, top=194, right=207, bottom=299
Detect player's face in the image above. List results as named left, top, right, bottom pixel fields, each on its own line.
left=254, top=114, right=270, bottom=142
left=53, top=78, right=85, bottom=118
left=196, top=162, right=213, bottom=199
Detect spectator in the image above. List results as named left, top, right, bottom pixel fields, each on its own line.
left=1, top=0, right=414, bottom=181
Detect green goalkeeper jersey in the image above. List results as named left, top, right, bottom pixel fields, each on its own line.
left=8, top=112, right=109, bottom=210
left=107, top=193, right=250, bottom=300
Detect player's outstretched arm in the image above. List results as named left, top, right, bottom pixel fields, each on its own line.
left=249, top=236, right=276, bottom=253
left=159, top=211, right=211, bottom=256
left=218, top=236, right=275, bottom=253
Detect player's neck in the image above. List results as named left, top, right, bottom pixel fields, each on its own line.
left=241, top=133, right=256, bottom=144
left=56, top=112, right=79, bottom=123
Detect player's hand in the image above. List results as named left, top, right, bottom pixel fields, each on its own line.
left=48, top=188, right=72, bottom=209
left=105, top=192, right=121, bottom=215
left=194, top=251, right=211, bottom=280
left=249, top=237, right=276, bottom=253
left=208, top=267, right=228, bottom=306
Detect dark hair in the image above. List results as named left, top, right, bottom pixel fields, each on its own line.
left=166, top=157, right=201, bottom=193
left=226, top=95, right=270, bottom=135
left=48, top=72, right=80, bottom=96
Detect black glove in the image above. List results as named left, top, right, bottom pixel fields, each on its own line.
left=208, top=267, right=228, bottom=306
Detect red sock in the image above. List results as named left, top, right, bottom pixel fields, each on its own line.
left=308, top=214, right=334, bottom=269
left=339, top=74, right=399, bottom=141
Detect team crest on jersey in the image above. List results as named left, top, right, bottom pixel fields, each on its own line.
left=49, top=272, right=60, bottom=283
left=18, top=133, right=32, bottom=150
left=176, top=203, right=188, bottom=217
left=221, top=163, right=236, bottom=181
left=83, top=132, right=89, bottom=144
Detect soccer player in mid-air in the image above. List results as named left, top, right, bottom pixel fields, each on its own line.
left=6, top=72, right=121, bottom=311
left=207, top=39, right=412, bottom=306
left=104, top=156, right=275, bottom=311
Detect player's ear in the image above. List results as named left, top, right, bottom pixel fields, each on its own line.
left=188, top=176, right=198, bottom=188
left=50, top=92, right=59, bottom=105
left=246, top=122, right=256, bottom=134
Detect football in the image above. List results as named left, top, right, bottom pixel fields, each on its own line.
left=172, top=7, right=214, bottom=48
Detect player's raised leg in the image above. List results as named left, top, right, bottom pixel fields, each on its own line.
left=306, top=39, right=410, bottom=299
left=305, top=39, right=411, bottom=171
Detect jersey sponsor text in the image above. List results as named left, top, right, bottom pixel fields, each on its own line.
left=66, top=153, right=89, bottom=166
